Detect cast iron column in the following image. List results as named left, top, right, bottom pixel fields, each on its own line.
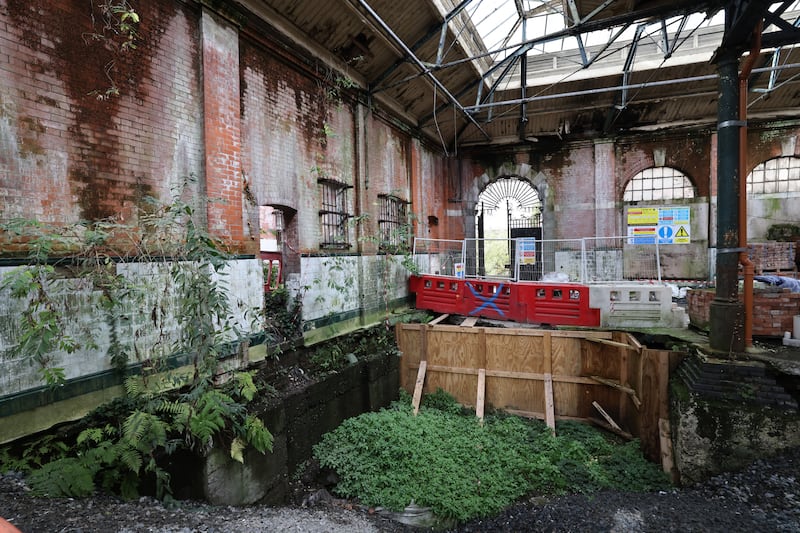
left=709, top=49, right=744, bottom=353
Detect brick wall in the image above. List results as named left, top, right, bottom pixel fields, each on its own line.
left=687, top=288, right=800, bottom=337
left=201, top=10, right=245, bottom=249
left=239, top=35, right=356, bottom=253
left=0, top=0, right=204, bottom=228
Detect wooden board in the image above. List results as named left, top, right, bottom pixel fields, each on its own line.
left=476, top=368, right=486, bottom=420
left=659, top=417, right=677, bottom=482
left=543, top=332, right=555, bottom=431
left=425, top=328, right=481, bottom=407
left=592, top=401, right=621, bottom=431
left=412, top=360, right=427, bottom=415
left=428, top=314, right=450, bottom=325
left=485, top=330, right=544, bottom=414
left=395, top=322, right=673, bottom=461
left=461, top=316, right=479, bottom=327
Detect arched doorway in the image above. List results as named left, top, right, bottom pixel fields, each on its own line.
left=475, top=177, right=542, bottom=279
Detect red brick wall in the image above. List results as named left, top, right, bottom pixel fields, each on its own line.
left=239, top=34, right=355, bottom=254
left=0, top=0, right=204, bottom=230
left=548, top=145, right=597, bottom=240
left=687, top=288, right=800, bottom=337
left=239, top=29, right=454, bottom=256
left=359, top=117, right=411, bottom=253
left=201, top=10, right=245, bottom=250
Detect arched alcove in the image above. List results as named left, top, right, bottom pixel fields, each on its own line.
left=474, top=176, right=542, bottom=279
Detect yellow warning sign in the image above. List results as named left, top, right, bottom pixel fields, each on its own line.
left=627, top=208, right=659, bottom=225
left=674, top=225, right=691, bottom=244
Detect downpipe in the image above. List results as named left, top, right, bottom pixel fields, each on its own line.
left=738, top=22, right=762, bottom=348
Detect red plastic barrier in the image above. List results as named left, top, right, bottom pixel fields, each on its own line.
left=409, top=275, right=601, bottom=327
left=461, top=280, right=514, bottom=321
left=409, top=275, right=466, bottom=315
left=518, top=283, right=600, bottom=327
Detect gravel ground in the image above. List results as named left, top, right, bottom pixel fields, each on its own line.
left=2, top=446, right=799, bottom=533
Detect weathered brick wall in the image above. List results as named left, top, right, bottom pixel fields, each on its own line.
left=202, top=10, right=245, bottom=248
left=359, top=117, right=411, bottom=254
left=0, top=0, right=205, bottom=227
left=240, top=35, right=356, bottom=254
left=414, top=143, right=459, bottom=240
left=544, top=145, right=598, bottom=240
left=687, top=287, right=800, bottom=337
left=239, top=27, right=456, bottom=327
left=465, top=127, right=800, bottom=281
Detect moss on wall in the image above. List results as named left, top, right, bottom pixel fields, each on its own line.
left=670, top=377, right=800, bottom=485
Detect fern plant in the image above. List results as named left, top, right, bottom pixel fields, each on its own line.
left=1, top=177, right=274, bottom=500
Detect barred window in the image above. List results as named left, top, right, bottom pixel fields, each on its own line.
left=319, top=178, right=352, bottom=249
left=747, top=156, right=800, bottom=194
left=378, top=194, right=409, bottom=252
left=623, top=167, right=696, bottom=202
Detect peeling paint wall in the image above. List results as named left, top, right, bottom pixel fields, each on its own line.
left=0, top=260, right=263, bottom=399
left=0, top=0, right=455, bottom=430
left=238, top=25, right=455, bottom=333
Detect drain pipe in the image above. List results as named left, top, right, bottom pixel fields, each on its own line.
left=738, top=22, right=762, bottom=348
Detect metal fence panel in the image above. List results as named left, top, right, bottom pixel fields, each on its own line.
left=412, top=238, right=465, bottom=276
left=582, top=236, right=661, bottom=282
left=411, top=237, right=662, bottom=282
left=464, top=238, right=517, bottom=280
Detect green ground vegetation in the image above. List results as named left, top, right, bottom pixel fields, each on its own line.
left=314, top=389, right=670, bottom=523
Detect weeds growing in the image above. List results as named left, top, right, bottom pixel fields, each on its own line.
left=314, top=389, right=670, bottom=523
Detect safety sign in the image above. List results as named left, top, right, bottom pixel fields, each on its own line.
left=627, top=206, right=691, bottom=244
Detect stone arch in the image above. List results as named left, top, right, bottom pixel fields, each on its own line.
left=471, top=163, right=547, bottom=279
left=472, top=162, right=548, bottom=225
left=477, top=176, right=542, bottom=218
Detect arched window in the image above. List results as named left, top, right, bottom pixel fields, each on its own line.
left=623, top=167, right=696, bottom=202
left=747, top=156, right=800, bottom=194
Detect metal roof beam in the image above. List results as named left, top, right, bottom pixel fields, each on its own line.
left=761, top=1, right=800, bottom=48
left=430, top=0, right=718, bottom=72
left=462, top=61, right=800, bottom=112
left=370, top=0, right=476, bottom=92
left=717, top=0, right=770, bottom=52
left=754, top=12, right=800, bottom=94
left=355, top=0, right=491, bottom=141
left=422, top=0, right=722, bottom=128
left=667, top=15, right=690, bottom=58
left=619, top=24, right=646, bottom=108
left=422, top=19, right=633, bottom=127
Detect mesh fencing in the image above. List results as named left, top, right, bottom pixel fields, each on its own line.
left=412, top=236, right=662, bottom=283
left=412, top=238, right=465, bottom=277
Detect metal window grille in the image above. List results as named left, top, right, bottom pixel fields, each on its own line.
left=747, top=156, right=800, bottom=194
left=378, top=194, right=409, bottom=252
left=623, top=167, right=696, bottom=202
left=319, top=178, right=352, bottom=249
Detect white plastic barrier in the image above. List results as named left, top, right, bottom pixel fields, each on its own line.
left=588, top=283, right=688, bottom=329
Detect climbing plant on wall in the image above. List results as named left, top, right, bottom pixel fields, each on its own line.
left=84, top=0, right=141, bottom=100
left=0, top=176, right=273, bottom=499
